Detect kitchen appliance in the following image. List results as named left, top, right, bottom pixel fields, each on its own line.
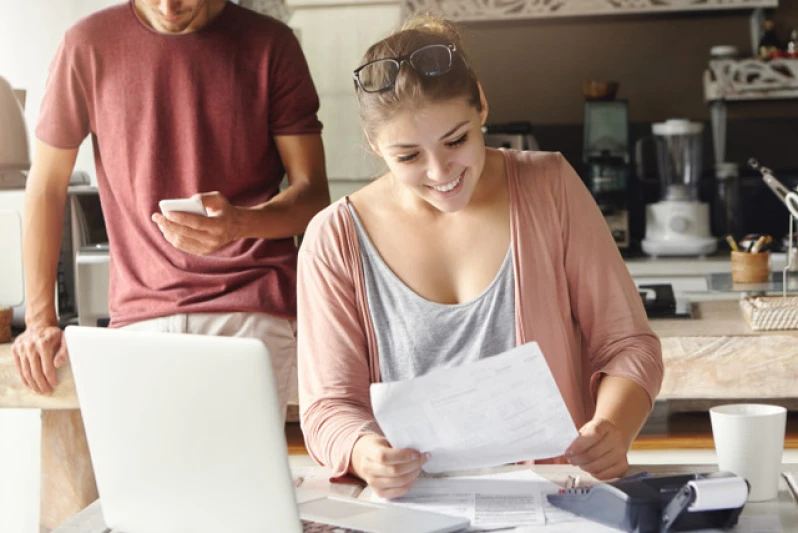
left=61, top=186, right=108, bottom=326
left=0, top=209, right=23, bottom=308
left=583, top=100, right=631, bottom=249
left=0, top=76, right=28, bottom=324
left=638, top=119, right=717, bottom=257
left=482, top=121, right=539, bottom=152
left=638, top=284, right=692, bottom=319
left=0, top=76, right=29, bottom=189
left=76, top=243, right=110, bottom=327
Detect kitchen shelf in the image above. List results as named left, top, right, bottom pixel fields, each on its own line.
left=706, top=271, right=798, bottom=293
left=402, top=0, right=777, bottom=23
left=704, top=58, right=798, bottom=102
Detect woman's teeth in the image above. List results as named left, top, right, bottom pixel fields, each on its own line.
left=432, top=176, right=461, bottom=192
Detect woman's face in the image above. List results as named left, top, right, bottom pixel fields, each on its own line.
left=371, top=97, right=488, bottom=214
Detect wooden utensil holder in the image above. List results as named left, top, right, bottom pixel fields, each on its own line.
left=731, top=251, right=770, bottom=283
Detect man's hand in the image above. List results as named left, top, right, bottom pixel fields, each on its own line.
left=11, top=325, right=68, bottom=395
left=564, top=417, right=629, bottom=480
left=151, top=192, right=241, bottom=255
left=350, top=434, right=429, bottom=499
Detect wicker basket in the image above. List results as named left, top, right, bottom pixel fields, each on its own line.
left=739, top=295, right=798, bottom=331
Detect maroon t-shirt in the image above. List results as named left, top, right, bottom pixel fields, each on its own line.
left=37, top=2, right=322, bottom=326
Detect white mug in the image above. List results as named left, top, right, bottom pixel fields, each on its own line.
left=709, top=403, right=787, bottom=502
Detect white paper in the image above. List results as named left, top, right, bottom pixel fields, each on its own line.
left=688, top=477, right=749, bottom=512
left=373, top=477, right=545, bottom=530
left=370, top=342, right=579, bottom=473
left=455, top=469, right=588, bottom=526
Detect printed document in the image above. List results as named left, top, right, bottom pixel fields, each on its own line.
left=370, top=342, right=579, bottom=474
left=373, top=477, right=545, bottom=530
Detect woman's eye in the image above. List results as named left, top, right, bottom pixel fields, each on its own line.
left=447, top=134, right=468, bottom=147
left=397, top=153, right=419, bottom=163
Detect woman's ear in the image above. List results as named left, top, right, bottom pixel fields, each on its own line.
left=477, top=82, right=489, bottom=126
left=365, top=130, right=381, bottom=157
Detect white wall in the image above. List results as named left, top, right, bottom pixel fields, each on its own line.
left=0, top=0, right=119, bottom=184
left=0, top=3, right=117, bottom=531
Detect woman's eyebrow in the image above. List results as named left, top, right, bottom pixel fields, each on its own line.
left=387, top=121, right=471, bottom=149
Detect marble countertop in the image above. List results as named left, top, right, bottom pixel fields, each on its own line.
left=1, top=301, right=796, bottom=409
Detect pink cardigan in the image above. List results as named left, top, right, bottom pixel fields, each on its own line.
left=298, top=150, right=663, bottom=478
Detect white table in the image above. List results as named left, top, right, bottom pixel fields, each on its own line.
left=53, top=461, right=798, bottom=532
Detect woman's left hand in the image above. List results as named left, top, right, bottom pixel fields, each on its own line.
left=564, top=417, right=629, bottom=480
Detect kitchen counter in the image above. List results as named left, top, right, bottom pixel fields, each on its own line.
left=625, top=252, right=787, bottom=278
left=3, top=300, right=798, bottom=528
left=2, top=300, right=796, bottom=408
left=651, top=300, right=798, bottom=402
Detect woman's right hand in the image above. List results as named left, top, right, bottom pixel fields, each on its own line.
left=350, top=434, right=429, bottom=499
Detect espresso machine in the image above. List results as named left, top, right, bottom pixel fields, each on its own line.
left=638, top=119, right=717, bottom=257
left=583, top=100, right=631, bottom=250
left=482, top=121, right=539, bottom=152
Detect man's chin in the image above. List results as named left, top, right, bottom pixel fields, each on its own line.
left=157, top=20, right=191, bottom=33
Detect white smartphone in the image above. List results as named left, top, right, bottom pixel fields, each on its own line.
left=158, top=197, right=208, bottom=216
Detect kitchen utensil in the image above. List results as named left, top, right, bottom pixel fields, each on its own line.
left=749, top=158, right=798, bottom=220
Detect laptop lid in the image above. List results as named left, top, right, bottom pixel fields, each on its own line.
left=66, top=326, right=302, bottom=533
left=66, top=326, right=469, bottom=533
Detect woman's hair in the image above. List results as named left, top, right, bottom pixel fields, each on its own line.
left=355, top=15, right=481, bottom=140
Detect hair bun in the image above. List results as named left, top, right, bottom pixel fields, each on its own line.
left=401, top=13, right=461, bottom=45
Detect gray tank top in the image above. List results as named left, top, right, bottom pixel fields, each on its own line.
left=348, top=204, right=516, bottom=382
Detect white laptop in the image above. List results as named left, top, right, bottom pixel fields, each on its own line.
left=65, top=326, right=468, bottom=533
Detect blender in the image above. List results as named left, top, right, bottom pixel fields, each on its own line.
left=639, top=119, right=717, bottom=257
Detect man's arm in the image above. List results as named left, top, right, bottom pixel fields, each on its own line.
left=237, top=133, right=329, bottom=239
left=12, top=140, right=78, bottom=394
left=151, top=134, right=329, bottom=254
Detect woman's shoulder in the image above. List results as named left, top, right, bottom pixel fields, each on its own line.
left=301, top=199, right=354, bottom=259
left=503, top=149, right=569, bottom=182
left=501, top=149, right=576, bottom=201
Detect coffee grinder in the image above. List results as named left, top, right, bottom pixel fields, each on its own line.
left=583, top=100, right=631, bottom=250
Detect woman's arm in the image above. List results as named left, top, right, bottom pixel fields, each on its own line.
left=551, top=153, right=664, bottom=478
left=297, top=208, right=430, bottom=494
left=297, top=212, right=380, bottom=478
left=565, top=375, right=652, bottom=479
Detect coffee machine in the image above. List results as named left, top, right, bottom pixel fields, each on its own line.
left=482, top=121, right=539, bottom=152
left=583, top=100, right=631, bottom=250
left=638, top=119, right=717, bottom=257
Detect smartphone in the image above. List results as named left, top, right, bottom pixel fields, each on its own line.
left=158, top=197, right=208, bottom=216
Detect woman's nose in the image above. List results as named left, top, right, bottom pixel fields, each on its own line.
left=426, top=154, right=451, bottom=181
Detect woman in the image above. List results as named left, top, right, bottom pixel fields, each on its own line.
left=298, top=16, right=663, bottom=499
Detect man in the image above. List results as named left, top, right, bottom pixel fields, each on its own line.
left=12, top=0, right=328, bottom=419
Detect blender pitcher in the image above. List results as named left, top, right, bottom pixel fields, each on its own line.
left=652, top=119, right=703, bottom=201
left=638, top=119, right=717, bottom=257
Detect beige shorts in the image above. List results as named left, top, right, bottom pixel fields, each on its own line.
left=121, top=312, right=297, bottom=422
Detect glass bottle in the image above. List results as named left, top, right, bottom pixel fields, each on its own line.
left=759, top=19, right=784, bottom=60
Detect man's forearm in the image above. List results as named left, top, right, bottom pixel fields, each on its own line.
left=23, top=186, right=68, bottom=327
left=234, top=180, right=330, bottom=241
left=593, top=375, right=653, bottom=448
